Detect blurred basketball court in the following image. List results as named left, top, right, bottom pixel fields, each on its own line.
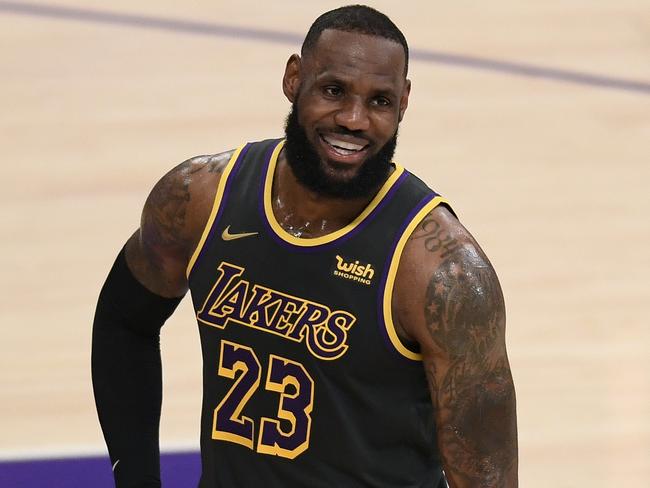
left=1, top=1, right=648, bottom=486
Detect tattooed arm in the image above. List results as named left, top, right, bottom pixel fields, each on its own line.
left=394, top=206, right=518, bottom=487
left=92, top=151, right=232, bottom=487
left=125, top=150, right=234, bottom=295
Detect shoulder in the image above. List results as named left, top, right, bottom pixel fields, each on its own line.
left=124, top=149, right=235, bottom=296
left=142, top=150, right=235, bottom=257
left=393, top=205, right=505, bottom=354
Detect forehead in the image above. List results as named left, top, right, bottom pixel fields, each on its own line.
left=304, top=29, right=406, bottom=86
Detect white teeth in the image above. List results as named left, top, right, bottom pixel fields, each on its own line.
left=323, top=135, right=366, bottom=151
left=333, top=147, right=355, bottom=156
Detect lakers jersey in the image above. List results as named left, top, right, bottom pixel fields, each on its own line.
left=187, top=139, right=450, bottom=487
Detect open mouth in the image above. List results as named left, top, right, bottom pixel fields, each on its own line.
left=320, top=134, right=369, bottom=157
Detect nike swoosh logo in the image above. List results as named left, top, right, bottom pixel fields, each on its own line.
left=222, top=225, right=259, bottom=241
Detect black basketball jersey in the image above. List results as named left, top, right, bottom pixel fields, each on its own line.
left=187, top=139, right=452, bottom=487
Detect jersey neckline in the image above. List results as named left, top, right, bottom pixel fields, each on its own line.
left=261, top=139, right=406, bottom=248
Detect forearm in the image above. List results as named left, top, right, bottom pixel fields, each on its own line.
left=433, top=360, right=518, bottom=488
left=92, top=249, right=182, bottom=487
left=92, top=318, right=163, bottom=486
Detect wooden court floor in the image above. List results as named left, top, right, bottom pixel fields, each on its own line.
left=1, top=1, right=648, bottom=486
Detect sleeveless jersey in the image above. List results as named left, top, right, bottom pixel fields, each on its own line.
left=187, top=139, right=452, bottom=487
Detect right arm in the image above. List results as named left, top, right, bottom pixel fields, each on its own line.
left=127, top=150, right=233, bottom=297
left=91, top=151, right=232, bottom=487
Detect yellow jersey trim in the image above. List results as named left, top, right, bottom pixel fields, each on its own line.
left=186, top=145, right=245, bottom=278
left=382, top=195, right=449, bottom=361
left=263, top=140, right=405, bottom=247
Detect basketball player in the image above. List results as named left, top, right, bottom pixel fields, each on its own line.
left=92, top=5, right=518, bottom=487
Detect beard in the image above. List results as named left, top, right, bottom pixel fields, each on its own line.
left=283, top=102, right=398, bottom=199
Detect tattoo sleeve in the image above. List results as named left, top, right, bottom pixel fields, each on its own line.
left=414, top=213, right=518, bottom=487
left=141, top=161, right=198, bottom=255
left=127, top=152, right=232, bottom=296
left=141, top=152, right=231, bottom=257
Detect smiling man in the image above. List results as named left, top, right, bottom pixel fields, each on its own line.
left=92, top=5, right=518, bottom=488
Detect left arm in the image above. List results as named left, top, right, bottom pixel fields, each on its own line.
left=395, top=206, right=518, bottom=487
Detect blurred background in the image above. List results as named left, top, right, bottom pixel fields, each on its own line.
left=1, top=1, right=648, bottom=486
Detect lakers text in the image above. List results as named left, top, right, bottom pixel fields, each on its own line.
left=197, top=262, right=357, bottom=360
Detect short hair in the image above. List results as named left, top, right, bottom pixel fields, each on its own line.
left=301, top=5, right=409, bottom=75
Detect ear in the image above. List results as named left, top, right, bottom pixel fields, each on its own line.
left=398, top=79, right=411, bottom=122
left=282, top=54, right=302, bottom=103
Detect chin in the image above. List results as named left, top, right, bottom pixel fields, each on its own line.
left=320, top=158, right=364, bottom=181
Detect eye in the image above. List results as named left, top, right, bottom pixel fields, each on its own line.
left=322, top=85, right=343, bottom=98
left=371, top=96, right=391, bottom=107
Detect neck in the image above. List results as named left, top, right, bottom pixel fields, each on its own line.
left=271, top=149, right=380, bottom=238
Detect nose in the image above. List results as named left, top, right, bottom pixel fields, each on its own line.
left=334, top=97, right=370, bottom=132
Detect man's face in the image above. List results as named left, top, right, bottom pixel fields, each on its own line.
left=282, top=29, right=411, bottom=199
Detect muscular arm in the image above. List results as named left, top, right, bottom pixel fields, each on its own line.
left=92, top=151, right=231, bottom=487
left=125, top=151, right=233, bottom=295
left=395, top=207, right=518, bottom=487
